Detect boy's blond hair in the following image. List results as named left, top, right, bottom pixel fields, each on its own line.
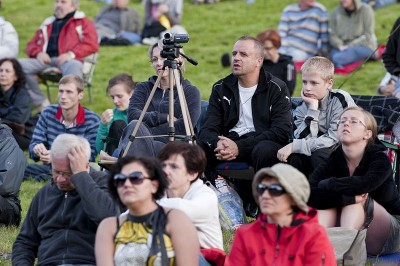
left=301, top=56, right=334, bottom=82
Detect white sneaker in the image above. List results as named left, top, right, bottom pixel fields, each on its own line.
left=142, top=37, right=159, bottom=46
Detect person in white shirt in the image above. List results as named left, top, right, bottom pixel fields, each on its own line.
left=0, top=16, right=18, bottom=59
left=157, top=141, right=223, bottom=250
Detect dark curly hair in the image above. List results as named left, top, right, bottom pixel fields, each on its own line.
left=108, top=156, right=169, bottom=204
left=0, top=58, right=27, bottom=91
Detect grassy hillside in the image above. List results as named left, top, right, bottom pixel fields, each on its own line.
left=1, top=0, right=400, bottom=264
left=3, top=0, right=400, bottom=109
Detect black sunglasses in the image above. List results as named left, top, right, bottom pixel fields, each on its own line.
left=257, top=183, right=286, bottom=197
left=113, top=171, right=150, bottom=188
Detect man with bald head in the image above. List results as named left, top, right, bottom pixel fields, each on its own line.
left=198, top=36, right=292, bottom=215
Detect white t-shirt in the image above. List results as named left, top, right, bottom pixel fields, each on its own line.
left=230, top=83, right=257, bottom=136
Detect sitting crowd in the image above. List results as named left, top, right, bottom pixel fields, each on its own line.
left=3, top=0, right=400, bottom=265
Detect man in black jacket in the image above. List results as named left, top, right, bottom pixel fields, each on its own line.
left=383, top=16, right=400, bottom=97
left=0, top=124, right=26, bottom=227
left=12, top=133, right=119, bottom=265
left=198, top=36, right=292, bottom=211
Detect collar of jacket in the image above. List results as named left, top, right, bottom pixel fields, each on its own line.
left=222, top=67, right=271, bottom=95
left=40, top=10, right=87, bottom=27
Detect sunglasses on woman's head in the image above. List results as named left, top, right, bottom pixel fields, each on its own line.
left=257, top=183, right=286, bottom=197
left=113, top=171, right=150, bottom=188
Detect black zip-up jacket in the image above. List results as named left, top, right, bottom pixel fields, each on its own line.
left=128, top=76, right=201, bottom=136
left=309, top=142, right=400, bottom=215
left=383, top=16, right=400, bottom=76
left=263, top=53, right=296, bottom=96
left=198, top=68, right=292, bottom=160
left=12, top=169, right=119, bottom=266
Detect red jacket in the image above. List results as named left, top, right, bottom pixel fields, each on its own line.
left=227, top=209, right=336, bottom=266
left=26, top=11, right=98, bottom=62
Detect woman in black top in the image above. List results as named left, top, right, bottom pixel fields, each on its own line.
left=309, top=106, right=400, bottom=255
left=0, top=58, right=32, bottom=150
left=256, top=29, right=296, bottom=96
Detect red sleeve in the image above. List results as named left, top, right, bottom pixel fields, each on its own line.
left=226, top=229, right=249, bottom=266
left=70, top=18, right=99, bottom=60
left=303, top=226, right=337, bottom=265
left=26, top=28, right=44, bottom=58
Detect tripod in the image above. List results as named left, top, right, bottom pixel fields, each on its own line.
left=122, top=55, right=196, bottom=157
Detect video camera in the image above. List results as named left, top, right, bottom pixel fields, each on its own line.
left=160, top=33, right=189, bottom=59
left=163, top=33, right=189, bottom=45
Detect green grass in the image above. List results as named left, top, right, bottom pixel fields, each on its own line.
left=1, top=0, right=400, bottom=264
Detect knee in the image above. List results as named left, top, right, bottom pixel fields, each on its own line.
left=251, top=141, right=280, bottom=167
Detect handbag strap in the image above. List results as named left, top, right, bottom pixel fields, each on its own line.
left=341, top=229, right=361, bottom=266
left=363, top=196, right=374, bottom=229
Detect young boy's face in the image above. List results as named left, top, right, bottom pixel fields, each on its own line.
left=301, top=72, right=333, bottom=100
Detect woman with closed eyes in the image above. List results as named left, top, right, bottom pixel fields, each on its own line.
left=95, top=156, right=199, bottom=266
left=308, top=106, right=400, bottom=256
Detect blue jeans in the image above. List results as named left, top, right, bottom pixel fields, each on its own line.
left=117, top=31, right=142, bottom=44
left=331, top=46, right=373, bottom=68
left=278, top=46, right=312, bottom=62
left=199, top=253, right=212, bottom=266
left=23, top=163, right=52, bottom=181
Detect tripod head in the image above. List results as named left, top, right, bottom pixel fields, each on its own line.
left=160, top=33, right=198, bottom=66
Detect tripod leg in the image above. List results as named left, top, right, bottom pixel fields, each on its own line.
left=168, top=68, right=175, bottom=142
left=172, top=68, right=196, bottom=142
left=122, top=69, right=165, bottom=157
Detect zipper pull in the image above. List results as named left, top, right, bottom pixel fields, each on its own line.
left=65, top=192, right=68, bottom=199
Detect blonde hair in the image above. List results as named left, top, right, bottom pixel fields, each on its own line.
left=339, top=106, right=377, bottom=144
left=301, top=56, right=334, bottom=81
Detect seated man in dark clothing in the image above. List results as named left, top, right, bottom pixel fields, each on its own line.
left=12, top=133, right=119, bottom=265
left=198, top=36, right=292, bottom=214
left=0, top=124, right=26, bottom=227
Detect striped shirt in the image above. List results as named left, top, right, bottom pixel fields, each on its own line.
left=28, top=104, right=100, bottom=162
left=278, top=2, right=330, bottom=58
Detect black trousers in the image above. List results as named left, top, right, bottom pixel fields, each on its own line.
left=287, top=147, right=333, bottom=178
left=199, top=138, right=282, bottom=208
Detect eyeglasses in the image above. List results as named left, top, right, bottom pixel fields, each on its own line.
left=113, top=171, right=151, bottom=188
left=337, top=119, right=366, bottom=127
left=52, top=169, right=73, bottom=178
left=257, top=183, right=286, bottom=197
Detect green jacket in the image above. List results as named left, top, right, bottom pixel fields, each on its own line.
left=95, top=108, right=127, bottom=153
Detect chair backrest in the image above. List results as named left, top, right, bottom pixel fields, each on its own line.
left=39, top=52, right=98, bottom=103
left=82, top=52, right=98, bottom=87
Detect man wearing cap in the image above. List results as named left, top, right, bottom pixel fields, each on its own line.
left=227, top=163, right=336, bottom=265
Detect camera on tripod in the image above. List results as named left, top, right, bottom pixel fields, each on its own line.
left=160, top=33, right=189, bottom=59
left=163, top=33, right=189, bottom=45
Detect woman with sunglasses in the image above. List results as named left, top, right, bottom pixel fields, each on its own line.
left=95, top=156, right=199, bottom=266
left=227, top=163, right=336, bottom=265
left=309, top=106, right=400, bottom=256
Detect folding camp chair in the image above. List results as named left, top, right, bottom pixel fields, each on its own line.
left=38, top=53, right=98, bottom=103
